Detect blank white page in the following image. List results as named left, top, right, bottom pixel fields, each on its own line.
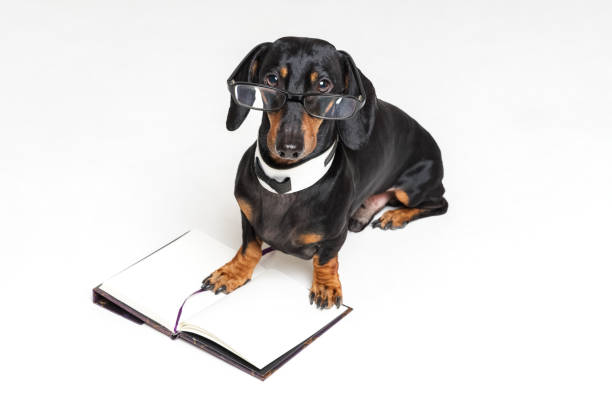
left=180, top=269, right=348, bottom=369
left=100, top=230, right=241, bottom=331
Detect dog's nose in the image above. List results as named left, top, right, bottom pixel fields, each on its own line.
left=276, top=143, right=303, bottom=159
left=276, top=116, right=305, bottom=160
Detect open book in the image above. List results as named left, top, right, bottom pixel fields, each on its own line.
left=92, top=230, right=352, bottom=380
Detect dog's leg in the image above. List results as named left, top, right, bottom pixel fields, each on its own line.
left=309, top=236, right=347, bottom=309
left=371, top=197, right=447, bottom=230
left=348, top=191, right=394, bottom=232
left=202, top=213, right=261, bottom=294
left=372, top=159, right=448, bottom=230
left=309, top=254, right=342, bottom=309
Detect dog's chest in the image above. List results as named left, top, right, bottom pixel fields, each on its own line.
left=239, top=190, right=331, bottom=258
left=235, top=145, right=352, bottom=258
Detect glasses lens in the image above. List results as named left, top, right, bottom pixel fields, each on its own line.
left=233, top=84, right=285, bottom=110
left=304, top=95, right=358, bottom=119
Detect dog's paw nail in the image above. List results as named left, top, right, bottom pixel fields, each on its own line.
left=371, top=220, right=380, bottom=229
left=335, top=296, right=342, bottom=308
left=321, top=299, right=328, bottom=309
left=202, top=282, right=214, bottom=291
left=309, top=292, right=315, bottom=305
left=316, top=297, right=322, bottom=308
left=214, top=285, right=226, bottom=295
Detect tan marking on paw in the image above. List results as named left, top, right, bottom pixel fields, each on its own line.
left=378, top=208, right=423, bottom=229
left=310, top=255, right=342, bottom=309
left=205, top=240, right=262, bottom=293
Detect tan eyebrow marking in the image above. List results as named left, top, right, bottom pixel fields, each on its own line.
left=280, top=66, right=288, bottom=78
left=310, top=71, right=319, bottom=82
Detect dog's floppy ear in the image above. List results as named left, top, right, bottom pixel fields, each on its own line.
left=226, top=42, right=271, bottom=131
left=335, top=51, right=377, bottom=150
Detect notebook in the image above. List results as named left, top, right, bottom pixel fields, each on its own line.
left=92, top=230, right=352, bottom=380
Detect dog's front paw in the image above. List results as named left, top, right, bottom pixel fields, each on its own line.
left=202, top=242, right=261, bottom=294
left=202, top=265, right=252, bottom=295
left=309, top=281, right=342, bottom=309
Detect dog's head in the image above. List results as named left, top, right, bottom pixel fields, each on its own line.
left=226, top=37, right=377, bottom=165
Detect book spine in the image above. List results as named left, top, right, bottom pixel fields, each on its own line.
left=92, top=286, right=175, bottom=337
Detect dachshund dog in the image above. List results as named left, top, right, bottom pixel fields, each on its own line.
left=202, top=37, right=448, bottom=308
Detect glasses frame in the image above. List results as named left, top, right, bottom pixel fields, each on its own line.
left=226, top=50, right=366, bottom=120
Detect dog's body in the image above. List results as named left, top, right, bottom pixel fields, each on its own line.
left=202, top=37, right=447, bottom=308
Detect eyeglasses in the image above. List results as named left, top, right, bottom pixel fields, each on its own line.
left=227, top=51, right=366, bottom=120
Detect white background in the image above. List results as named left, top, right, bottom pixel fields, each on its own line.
left=1, top=0, right=611, bottom=406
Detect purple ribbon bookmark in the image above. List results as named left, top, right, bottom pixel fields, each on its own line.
left=173, top=287, right=205, bottom=334
left=172, top=246, right=276, bottom=335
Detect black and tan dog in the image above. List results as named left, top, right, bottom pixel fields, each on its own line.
left=202, top=37, right=447, bottom=308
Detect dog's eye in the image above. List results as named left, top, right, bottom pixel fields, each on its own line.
left=317, top=78, right=332, bottom=93
left=264, top=74, right=278, bottom=87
